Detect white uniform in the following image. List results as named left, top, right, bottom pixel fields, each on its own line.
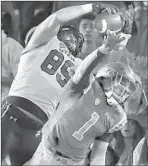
left=9, top=14, right=81, bottom=118
left=2, top=30, right=23, bottom=101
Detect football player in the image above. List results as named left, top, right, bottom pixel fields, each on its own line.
left=24, top=28, right=140, bottom=165
left=1, top=3, right=118, bottom=165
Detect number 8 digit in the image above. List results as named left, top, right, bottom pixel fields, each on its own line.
left=41, top=50, right=64, bottom=75
left=41, top=49, right=74, bottom=87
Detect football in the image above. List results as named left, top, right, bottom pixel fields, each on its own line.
left=94, top=10, right=124, bottom=33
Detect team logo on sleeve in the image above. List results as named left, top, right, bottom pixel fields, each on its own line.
left=95, top=98, right=101, bottom=106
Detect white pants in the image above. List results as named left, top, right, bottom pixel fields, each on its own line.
left=24, top=141, right=85, bottom=165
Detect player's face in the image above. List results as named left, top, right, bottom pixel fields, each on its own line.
left=63, top=31, right=81, bottom=57
left=99, top=77, right=113, bottom=92
left=64, top=31, right=77, bottom=51
left=120, top=120, right=136, bottom=138
left=79, top=19, right=96, bottom=42
left=112, top=74, right=136, bottom=104
left=99, top=73, right=136, bottom=104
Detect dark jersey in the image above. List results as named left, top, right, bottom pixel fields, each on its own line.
left=43, top=47, right=127, bottom=160
left=45, top=81, right=126, bottom=160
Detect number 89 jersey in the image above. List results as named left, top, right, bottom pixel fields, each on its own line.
left=9, top=36, right=81, bottom=118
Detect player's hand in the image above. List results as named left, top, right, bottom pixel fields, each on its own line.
left=92, top=3, right=119, bottom=15
left=104, top=30, right=125, bottom=51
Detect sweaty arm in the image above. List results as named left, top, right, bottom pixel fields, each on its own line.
left=24, top=4, right=93, bottom=53
left=70, top=44, right=110, bottom=93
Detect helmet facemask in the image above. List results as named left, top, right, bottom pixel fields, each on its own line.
left=111, top=73, right=136, bottom=104
left=57, top=25, right=84, bottom=57
left=96, top=68, right=136, bottom=104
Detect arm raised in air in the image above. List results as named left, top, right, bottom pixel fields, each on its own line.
left=70, top=31, right=125, bottom=93
left=23, top=3, right=118, bottom=53
left=23, top=4, right=93, bottom=53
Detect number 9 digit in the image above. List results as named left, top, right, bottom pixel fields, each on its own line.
left=57, top=60, right=74, bottom=87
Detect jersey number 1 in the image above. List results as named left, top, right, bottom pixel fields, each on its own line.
left=41, top=49, right=74, bottom=87
left=72, top=112, right=100, bottom=141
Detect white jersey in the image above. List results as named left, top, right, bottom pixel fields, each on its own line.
left=9, top=34, right=81, bottom=118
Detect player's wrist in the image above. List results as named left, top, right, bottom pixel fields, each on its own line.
left=81, top=4, right=93, bottom=14
left=98, top=44, right=111, bottom=54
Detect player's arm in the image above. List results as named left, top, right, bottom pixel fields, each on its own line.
left=23, top=3, right=118, bottom=53
left=70, top=45, right=109, bottom=93
left=89, top=133, right=113, bottom=165
left=23, top=4, right=93, bottom=53
left=90, top=140, right=109, bottom=165
left=70, top=31, right=125, bottom=93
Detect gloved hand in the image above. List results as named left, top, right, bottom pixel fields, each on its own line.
left=92, top=3, right=119, bottom=15
left=103, top=30, right=125, bottom=51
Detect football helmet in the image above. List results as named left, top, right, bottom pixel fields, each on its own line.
left=57, top=25, right=84, bottom=57
left=96, top=62, right=139, bottom=104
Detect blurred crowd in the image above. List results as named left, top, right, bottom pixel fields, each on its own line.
left=1, top=1, right=148, bottom=166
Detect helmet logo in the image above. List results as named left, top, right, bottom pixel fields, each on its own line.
left=108, top=68, right=116, bottom=77
left=57, top=25, right=84, bottom=57
left=95, top=98, right=101, bottom=106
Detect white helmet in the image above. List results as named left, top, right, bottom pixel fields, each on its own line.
left=96, top=62, right=138, bottom=104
